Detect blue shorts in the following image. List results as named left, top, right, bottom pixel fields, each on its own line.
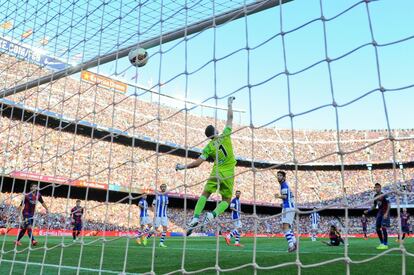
left=362, top=226, right=367, bottom=232
left=22, top=216, right=34, bottom=228
left=376, top=214, right=390, bottom=228
left=73, top=223, right=82, bottom=231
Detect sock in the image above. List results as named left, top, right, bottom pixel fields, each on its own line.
left=194, top=195, right=207, bottom=218
left=382, top=227, right=388, bottom=245
left=73, top=230, right=76, bottom=240
left=77, top=230, right=81, bottom=237
left=140, top=228, right=149, bottom=239
left=402, top=233, right=406, bottom=240
left=376, top=228, right=383, bottom=244
left=146, top=231, right=153, bottom=239
left=284, top=229, right=295, bottom=246
left=230, top=229, right=238, bottom=238
left=235, top=231, right=240, bottom=244
left=160, top=231, right=166, bottom=244
left=212, top=201, right=229, bottom=218
left=17, top=228, right=26, bottom=241
left=290, top=230, right=296, bottom=243
left=27, top=228, right=34, bottom=241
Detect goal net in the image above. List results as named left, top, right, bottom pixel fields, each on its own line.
left=0, top=0, right=413, bottom=274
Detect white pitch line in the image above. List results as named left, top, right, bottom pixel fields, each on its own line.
left=0, top=259, right=138, bottom=274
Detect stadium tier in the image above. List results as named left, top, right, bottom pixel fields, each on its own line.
left=2, top=54, right=414, bottom=165
left=1, top=54, right=414, bottom=207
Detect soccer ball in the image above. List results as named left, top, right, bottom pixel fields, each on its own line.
left=128, top=47, right=148, bottom=67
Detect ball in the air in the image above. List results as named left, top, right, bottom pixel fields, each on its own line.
left=128, top=47, right=148, bottom=67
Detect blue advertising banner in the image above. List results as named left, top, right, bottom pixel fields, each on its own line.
left=0, top=36, right=70, bottom=71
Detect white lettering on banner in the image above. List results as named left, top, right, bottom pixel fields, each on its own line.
left=0, top=36, right=69, bottom=71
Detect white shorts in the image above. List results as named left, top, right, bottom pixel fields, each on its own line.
left=311, top=223, right=318, bottom=230
left=154, top=216, right=168, bottom=228
left=281, top=208, right=295, bottom=225
left=140, top=216, right=151, bottom=226
left=233, top=220, right=242, bottom=229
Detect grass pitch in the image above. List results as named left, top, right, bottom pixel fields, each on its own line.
left=0, top=235, right=412, bottom=274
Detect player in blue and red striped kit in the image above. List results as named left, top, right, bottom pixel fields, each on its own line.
left=71, top=199, right=84, bottom=242
left=321, top=225, right=345, bottom=246
left=361, top=214, right=368, bottom=240
left=15, top=183, right=49, bottom=246
left=364, top=183, right=390, bottom=250
left=397, top=208, right=410, bottom=242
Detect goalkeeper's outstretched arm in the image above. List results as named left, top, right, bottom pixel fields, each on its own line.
left=176, top=158, right=204, bottom=171
left=226, top=96, right=235, bottom=128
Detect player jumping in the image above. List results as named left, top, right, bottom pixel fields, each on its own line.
left=275, top=171, right=297, bottom=252
left=225, top=190, right=242, bottom=247
left=71, top=199, right=84, bottom=242
left=364, top=183, right=390, bottom=250
left=15, top=183, right=49, bottom=246
left=176, top=97, right=237, bottom=236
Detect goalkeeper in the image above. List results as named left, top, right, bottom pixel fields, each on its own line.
left=176, top=96, right=237, bottom=236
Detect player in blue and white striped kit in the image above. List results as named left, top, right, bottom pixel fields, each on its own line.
left=148, top=184, right=169, bottom=248
left=274, top=171, right=297, bottom=252
left=137, top=193, right=152, bottom=245
left=310, top=208, right=320, bottom=241
left=225, top=190, right=242, bottom=246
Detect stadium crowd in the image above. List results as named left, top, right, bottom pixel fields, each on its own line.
left=0, top=192, right=412, bottom=235
left=2, top=55, right=414, bottom=164
left=0, top=114, right=413, bottom=207
left=0, top=54, right=413, bottom=213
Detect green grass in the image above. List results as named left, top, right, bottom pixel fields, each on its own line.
left=0, top=236, right=412, bottom=274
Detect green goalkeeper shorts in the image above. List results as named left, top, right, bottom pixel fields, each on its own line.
left=204, top=169, right=235, bottom=199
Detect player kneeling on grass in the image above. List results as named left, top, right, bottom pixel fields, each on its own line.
left=225, top=190, right=242, bottom=247
left=15, top=183, right=49, bottom=246
left=321, top=225, right=345, bottom=246
left=146, top=184, right=169, bottom=248
left=137, top=193, right=153, bottom=245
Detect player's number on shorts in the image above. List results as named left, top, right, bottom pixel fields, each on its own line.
left=219, top=145, right=227, bottom=157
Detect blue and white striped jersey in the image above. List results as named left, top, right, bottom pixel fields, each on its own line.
left=280, top=181, right=295, bottom=209
left=153, top=193, right=168, bottom=217
left=230, top=197, right=241, bottom=220
left=138, top=198, right=148, bottom=217
left=310, top=212, right=320, bottom=225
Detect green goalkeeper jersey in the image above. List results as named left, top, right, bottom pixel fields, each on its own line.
left=200, top=126, right=237, bottom=172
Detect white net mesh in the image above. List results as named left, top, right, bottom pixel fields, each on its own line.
left=0, top=0, right=413, bottom=274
